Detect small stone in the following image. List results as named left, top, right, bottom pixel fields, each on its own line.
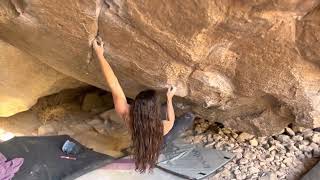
left=222, top=128, right=232, bottom=134
left=258, top=136, right=268, bottom=145
left=229, top=138, right=237, bottom=143
left=215, top=141, right=223, bottom=148
left=235, top=152, right=243, bottom=159
left=204, top=142, right=215, bottom=148
left=285, top=127, right=295, bottom=136
left=268, top=145, right=276, bottom=151
left=305, top=152, right=313, bottom=158
left=295, top=150, right=302, bottom=156
left=266, top=155, right=274, bottom=162
left=249, top=138, right=258, bottom=146
left=207, top=134, right=214, bottom=142
left=194, top=126, right=203, bottom=134
left=285, top=152, right=294, bottom=157
left=244, top=151, right=256, bottom=160
left=223, top=144, right=234, bottom=151
left=310, top=132, right=320, bottom=144
left=237, top=132, right=254, bottom=142
left=218, top=129, right=225, bottom=136
left=232, top=133, right=238, bottom=139
left=232, top=147, right=243, bottom=153
left=235, top=174, right=246, bottom=180
left=285, top=143, right=295, bottom=150
left=283, top=157, right=292, bottom=165
left=193, top=135, right=204, bottom=143
left=257, top=153, right=267, bottom=161
left=293, top=135, right=303, bottom=142
left=302, top=140, right=311, bottom=146
left=239, top=166, right=247, bottom=173
left=302, top=129, right=314, bottom=139
left=277, top=134, right=291, bottom=143
left=274, top=128, right=285, bottom=135
left=299, top=144, right=313, bottom=152
left=250, top=173, right=259, bottom=179
left=262, top=144, right=270, bottom=149
left=233, top=169, right=241, bottom=175
left=220, top=169, right=232, bottom=177
left=275, top=143, right=285, bottom=151
left=201, top=137, right=208, bottom=144
left=276, top=170, right=286, bottom=178
left=259, top=161, right=266, bottom=166
left=268, top=137, right=276, bottom=145
left=260, top=172, right=277, bottom=180
left=38, top=124, right=57, bottom=135
left=212, top=134, right=222, bottom=141
left=93, top=123, right=107, bottom=134
left=224, top=163, right=232, bottom=170
left=292, top=126, right=306, bottom=133
left=248, top=166, right=259, bottom=174
left=313, top=149, right=320, bottom=157
left=309, top=142, right=319, bottom=150
left=239, top=158, right=249, bottom=165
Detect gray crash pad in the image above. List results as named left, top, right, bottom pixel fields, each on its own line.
left=0, top=135, right=114, bottom=180
left=157, top=139, right=234, bottom=179
left=77, top=138, right=234, bottom=180
left=301, top=161, right=320, bottom=180
left=76, top=156, right=184, bottom=180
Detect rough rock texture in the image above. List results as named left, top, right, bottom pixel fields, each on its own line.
left=1, top=0, right=320, bottom=135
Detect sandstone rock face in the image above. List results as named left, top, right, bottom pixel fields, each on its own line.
left=0, top=0, right=320, bottom=135
left=0, top=40, right=83, bottom=117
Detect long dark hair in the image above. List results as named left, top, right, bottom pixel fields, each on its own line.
left=130, top=89, right=163, bottom=173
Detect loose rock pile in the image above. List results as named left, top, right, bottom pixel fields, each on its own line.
left=185, top=119, right=320, bottom=180
left=37, top=108, right=130, bottom=157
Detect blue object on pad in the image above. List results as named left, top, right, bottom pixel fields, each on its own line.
left=62, top=140, right=82, bottom=155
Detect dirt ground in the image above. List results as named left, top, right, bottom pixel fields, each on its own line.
left=0, top=88, right=131, bottom=158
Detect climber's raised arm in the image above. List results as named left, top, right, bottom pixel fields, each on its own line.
left=163, top=86, right=176, bottom=135
left=93, top=39, right=129, bottom=119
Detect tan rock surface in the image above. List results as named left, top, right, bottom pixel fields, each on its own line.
left=0, top=0, right=319, bottom=135
left=0, top=40, right=83, bottom=117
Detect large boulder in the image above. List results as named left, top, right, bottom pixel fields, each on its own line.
left=0, top=0, right=319, bottom=135
left=0, top=40, right=83, bottom=117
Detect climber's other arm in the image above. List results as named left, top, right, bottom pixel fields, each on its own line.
left=93, top=39, right=129, bottom=119
left=163, top=86, right=176, bottom=135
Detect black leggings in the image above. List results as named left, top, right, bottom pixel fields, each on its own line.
left=163, top=112, right=195, bottom=145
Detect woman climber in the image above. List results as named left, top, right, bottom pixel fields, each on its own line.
left=92, top=38, right=195, bottom=173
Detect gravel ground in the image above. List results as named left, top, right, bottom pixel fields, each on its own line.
left=185, top=119, right=320, bottom=180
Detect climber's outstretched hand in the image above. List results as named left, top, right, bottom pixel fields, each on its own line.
left=167, top=85, right=177, bottom=99
left=93, top=38, right=104, bottom=57
left=93, top=37, right=129, bottom=122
